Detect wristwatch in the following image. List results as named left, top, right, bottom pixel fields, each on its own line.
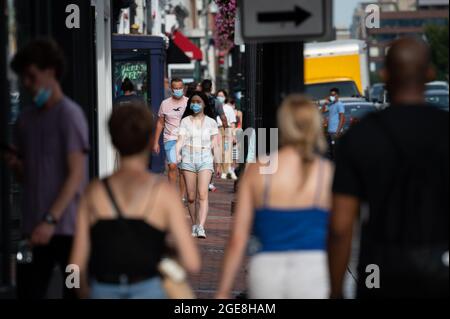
left=43, top=213, right=58, bottom=225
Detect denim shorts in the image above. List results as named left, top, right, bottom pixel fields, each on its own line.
left=179, top=149, right=214, bottom=173
left=90, top=276, right=167, bottom=299
left=164, top=140, right=178, bottom=164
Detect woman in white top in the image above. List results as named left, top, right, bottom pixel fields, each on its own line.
left=176, top=91, right=221, bottom=239
left=216, top=90, right=238, bottom=180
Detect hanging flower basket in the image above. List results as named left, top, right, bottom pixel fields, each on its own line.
left=214, top=0, right=237, bottom=51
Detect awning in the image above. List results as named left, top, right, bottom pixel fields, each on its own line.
left=172, top=31, right=203, bottom=61
left=167, top=39, right=192, bottom=64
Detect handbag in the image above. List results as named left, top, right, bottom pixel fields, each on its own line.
left=158, top=258, right=196, bottom=299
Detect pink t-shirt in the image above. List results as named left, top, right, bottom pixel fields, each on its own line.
left=158, top=96, right=188, bottom=143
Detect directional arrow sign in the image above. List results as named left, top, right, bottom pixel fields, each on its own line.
left=258, top=6, right=312, bottom=26
left=240, top=0, right=333, bottom=43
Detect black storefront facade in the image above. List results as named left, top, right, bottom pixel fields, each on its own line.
left=0, top=0, right=99, bottom=297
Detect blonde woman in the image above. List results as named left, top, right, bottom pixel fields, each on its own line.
left=216, top=95, right=333, bottom=299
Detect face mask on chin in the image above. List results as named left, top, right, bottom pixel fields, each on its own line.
left=33, top=87, right=53, bottom=109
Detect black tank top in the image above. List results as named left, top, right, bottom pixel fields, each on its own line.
left=89, top=178, right=167, bottom=282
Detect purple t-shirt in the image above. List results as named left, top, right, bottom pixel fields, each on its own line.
left=15, top=96, right=90, bottom=236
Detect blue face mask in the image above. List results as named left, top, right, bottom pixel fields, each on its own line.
left=217, top=96, right=226, bottom=104
left=190, top=103, right=203, bottom=114
left=173, top=89, right=184, bottom=98
left=34, top=87, right=52, bottom=108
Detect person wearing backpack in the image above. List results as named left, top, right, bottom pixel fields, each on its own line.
left=328, top=38, right=449, bottom=299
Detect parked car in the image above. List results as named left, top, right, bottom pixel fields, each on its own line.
left=345, top=102, right=378, bottom=129
left=369, top=83, right=385, bottom=103
left=321, top=101, right=378, bottom=133
left=426, top=81, right=449, bottom=92
left=425, top=89, right=449, bottom=112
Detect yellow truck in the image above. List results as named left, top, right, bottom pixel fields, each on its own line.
left=304, top=40, right=370, bottom=101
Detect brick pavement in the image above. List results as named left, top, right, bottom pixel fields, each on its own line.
left=187, top=179, right=247, bottom=299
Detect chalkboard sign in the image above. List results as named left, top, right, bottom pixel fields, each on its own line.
left=113, top=60, right=149, bottom=102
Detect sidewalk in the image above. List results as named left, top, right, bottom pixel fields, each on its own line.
left=188, top=179, right=247, bottom=299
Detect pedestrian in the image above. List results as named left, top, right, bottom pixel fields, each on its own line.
left=329, top=38, right=449, bottom=299
left=153, top=78, right=188, bottom=201
left=185, top=82, right=198, bottom=99
left=5, top=38, right=90, bottom=299
left=113, top=77, right=146, bottom=108
left=216, top=90, right=238, bottom=180
left=230, top=98, right=243, bottom=178
left=201, top=80, right=228, bottom=192
left=176, top=91, right=222, bottom=239
left=70, top=103, right=200, bottom=299
left=322, top=88, right=345, bottom=160
left=164, top=77, right=172, bottom=99
left=216, top=95, right=332, bottom=299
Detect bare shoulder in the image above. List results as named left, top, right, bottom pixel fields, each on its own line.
left=152, top=175, right=179, bottom=204
left=242, top=162, right=266, bottom=190
left=83, top=178, right=104, bottom=198
left=243, top=162, right=260, bottom=179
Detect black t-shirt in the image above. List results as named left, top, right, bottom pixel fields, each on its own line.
left=333, top=104, right=449, bottom=296
left=113, top=94, right=146, bottom=108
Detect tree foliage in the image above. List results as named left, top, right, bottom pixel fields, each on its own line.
left=425, top=23, right=449, bottom=81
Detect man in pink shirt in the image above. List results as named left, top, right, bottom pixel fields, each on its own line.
left=153, top=78, right=188, bottom=191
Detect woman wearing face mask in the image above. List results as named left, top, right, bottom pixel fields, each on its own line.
left=216, top=90, right=237, bottom=180
left=176, top=92, right=221, bottom=239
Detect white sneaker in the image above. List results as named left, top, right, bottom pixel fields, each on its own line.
left=197, top=225, right=206, bottom=239
left=209, top=184, right=217, bottom=192
left=229, top=171, right=238, bottom=180
left=192, top=225, right=199, bottom=237
left=221, top=173, right=228, bottom=180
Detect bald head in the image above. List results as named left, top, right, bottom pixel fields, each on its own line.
left=383, top=38, right=435, bottom=95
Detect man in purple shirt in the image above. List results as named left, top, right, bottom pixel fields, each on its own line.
left=5, top=39, right=89, bottom=299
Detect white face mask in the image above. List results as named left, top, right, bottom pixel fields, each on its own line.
left=217, top=96, right=226, bottom=104
left=329, top=96, right=336, bottom=103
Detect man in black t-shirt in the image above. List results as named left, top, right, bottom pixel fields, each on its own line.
left=114, top=78, right=146, bottom=108
left=328, top=38, right=449, bottom=299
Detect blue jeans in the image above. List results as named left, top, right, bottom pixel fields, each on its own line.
left=90, top=277, right=167, bottom=299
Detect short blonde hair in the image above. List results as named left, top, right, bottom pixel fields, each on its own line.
left=278, top=94, right=327, bottom=162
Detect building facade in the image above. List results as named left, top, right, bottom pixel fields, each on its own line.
left=0, top=0, right=113, bottom=296
left=351, top=0, right=449, bottom=78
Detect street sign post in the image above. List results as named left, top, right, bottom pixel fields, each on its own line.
left=239, top=0, right=333, bottom=43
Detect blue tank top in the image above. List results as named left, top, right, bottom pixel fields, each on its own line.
left=251, top=159, right=330, bottom=253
